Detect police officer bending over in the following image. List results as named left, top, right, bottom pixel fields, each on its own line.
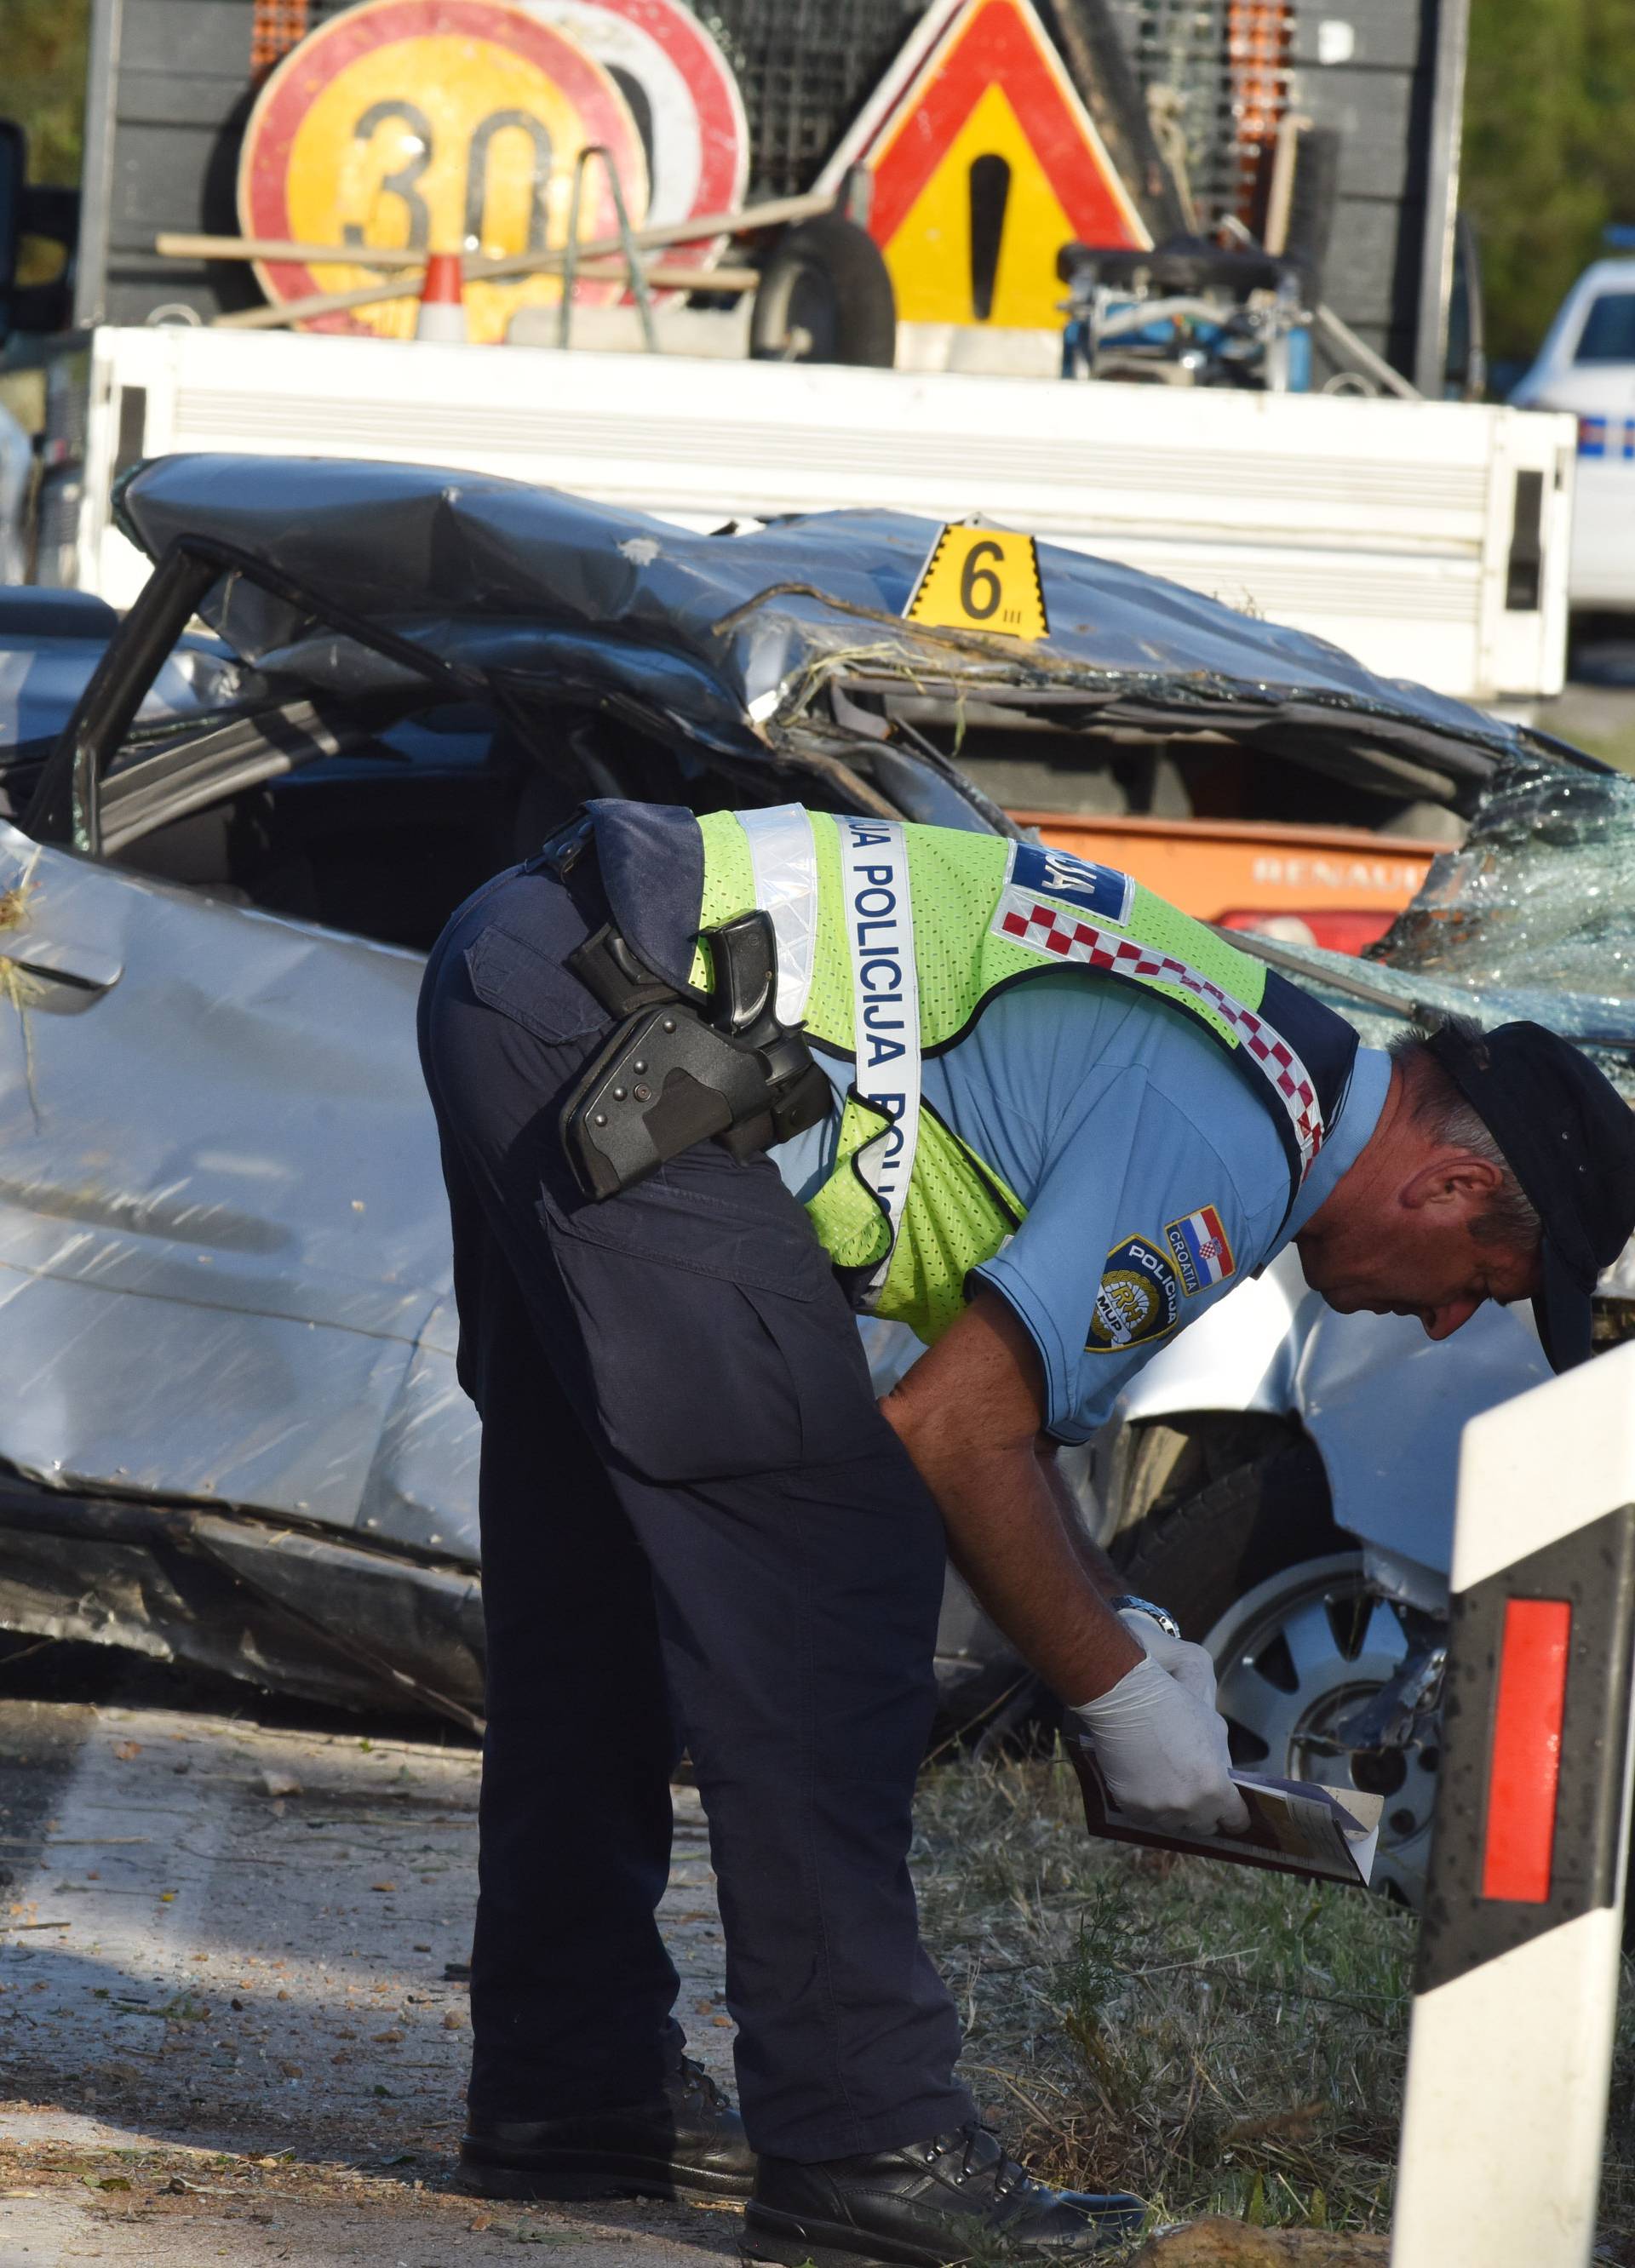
left=418, top=799, right=1635, bottom=2262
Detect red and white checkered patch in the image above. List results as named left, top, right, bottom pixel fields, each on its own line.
left=994, top=889, right=1325, bottom=1174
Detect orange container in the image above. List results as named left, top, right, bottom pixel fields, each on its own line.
left=1014, top=809, right=1444, bottom=955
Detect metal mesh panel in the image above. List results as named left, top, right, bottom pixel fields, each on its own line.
left=250, top=0, right=311, bottom=77
left=1113, top=0, right=1290, bottom=228
left=1225, top=0, right=1292, bottom=221
left=694, top=0, right=930, bottom=196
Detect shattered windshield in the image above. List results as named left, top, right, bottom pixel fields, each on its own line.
left=1370, top=756, right=1635, bottom=1015
left=1225, top=753, right=1635, bottom=1104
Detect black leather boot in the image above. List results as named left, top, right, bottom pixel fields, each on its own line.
left=461, top=2056, right=754, bottom=2200
left=742, top=2122, right=1144, bottom=2265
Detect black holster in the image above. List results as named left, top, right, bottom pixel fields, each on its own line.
left=559, top=908, right=832, bottom=1202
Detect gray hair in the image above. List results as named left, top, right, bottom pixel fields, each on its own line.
left=1389, top=1019, right=1542, bottom=1250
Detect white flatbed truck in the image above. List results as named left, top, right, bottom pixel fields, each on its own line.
left=35, top=320, right=1574, bottom=707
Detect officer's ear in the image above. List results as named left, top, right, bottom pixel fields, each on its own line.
left=1400, top=1152, right=1506, bottom=1219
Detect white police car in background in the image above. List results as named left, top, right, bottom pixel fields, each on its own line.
left=1512, top=253, right=1635, bottom=613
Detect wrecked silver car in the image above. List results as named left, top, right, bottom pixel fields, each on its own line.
left=0, top=454, right=1618, bottom=1734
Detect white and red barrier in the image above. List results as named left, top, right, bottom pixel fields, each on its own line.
left=1392, top=1341, right=1635, bottom=2266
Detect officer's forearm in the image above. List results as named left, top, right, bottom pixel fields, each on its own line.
left=1036, top=1445, right=1123, bottom=1603
left=881, top=1288, right=1143, bottom=1703
left=889, top=1429, right=1141, bottom=1704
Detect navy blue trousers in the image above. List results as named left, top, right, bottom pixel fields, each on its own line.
left=416, top=855, right=975, bottom=2161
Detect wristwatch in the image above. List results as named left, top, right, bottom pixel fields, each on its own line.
left=1110, top=1594, right=1182, bottom=1640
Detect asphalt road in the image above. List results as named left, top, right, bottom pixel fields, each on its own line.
left=1546, top=644, right=1635, bottom=770
left=0, top=1655, right=737, bottom=2266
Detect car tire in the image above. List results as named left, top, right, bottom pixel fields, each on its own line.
left=1107, top=1412, right=1298, bottom=1547
left=1114, top=1437, right=1345, bottom=1618
left=1115, top=1443, right=1441, bottom=1904
left=749, top=216, right=898, bottom=368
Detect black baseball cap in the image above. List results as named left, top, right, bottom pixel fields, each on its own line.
left=1427, top=1019, right=1635, bottom=1372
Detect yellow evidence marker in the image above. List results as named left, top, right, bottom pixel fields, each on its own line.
left=904, top=524, right=1049, bottom=642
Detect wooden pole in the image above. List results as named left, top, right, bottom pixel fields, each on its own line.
left=210, top=260, right=760, bottom=328
left=157, top=234, right=760, bottom=301
left=158, top=234, right=423, bottom=267
left=199, top=189, right=832, bottom=332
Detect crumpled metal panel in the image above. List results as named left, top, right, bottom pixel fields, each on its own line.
left=113, top=454, right=1551, bottom=776
left=0, top=1478, right=485, bottom=1721
left=0, top=819, right=479, bottom=1559
left=1295, top=1297, right=1551, bottom=1574
left=354, top=1293, right=483, bottom=1555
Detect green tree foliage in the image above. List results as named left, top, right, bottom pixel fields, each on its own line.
left=6, top=0, right=90, bottom=186
left=1465, top=0, right=1635, bottom=369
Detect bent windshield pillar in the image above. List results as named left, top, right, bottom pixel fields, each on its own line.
left=26, top=541, right=221, bottom=856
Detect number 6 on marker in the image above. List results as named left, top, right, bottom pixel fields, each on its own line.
left=959, top=540, right=1003, bottom=620
left=904, top=523, right=1050, bottom=642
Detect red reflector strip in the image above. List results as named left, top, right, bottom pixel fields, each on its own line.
left=1483, top=1598, right=1571, bottom=1903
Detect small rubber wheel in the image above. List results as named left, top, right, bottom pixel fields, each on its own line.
left=749, top=215, right=898, bottom=369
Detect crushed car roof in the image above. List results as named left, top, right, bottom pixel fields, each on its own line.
left=114, top=455, right=1567, bottom=798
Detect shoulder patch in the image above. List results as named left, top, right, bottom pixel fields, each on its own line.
left=1087, top=1234, right=1181, bottom=1353
left=1011, top=841, right=1134, bottom=927
left=1164, top=1206, right=1237, bottom=1297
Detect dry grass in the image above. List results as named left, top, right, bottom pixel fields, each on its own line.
left=0, top=873, right=38, bottom=932
left=911, top=1757, right=1635, bottom=2257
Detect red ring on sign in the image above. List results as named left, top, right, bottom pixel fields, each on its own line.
left=240, top=0, right=646, bottom=331
left=527, top=0, right=748, bottom=289
left=547, top=0, right=744, bottom=219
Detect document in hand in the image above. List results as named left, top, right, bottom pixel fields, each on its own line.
left=1068, top=1744, right=1383, bottom=1887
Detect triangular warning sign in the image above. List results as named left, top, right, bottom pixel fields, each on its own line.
left=818, top=0, right=1149, bottom=330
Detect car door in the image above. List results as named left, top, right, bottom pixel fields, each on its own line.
left=0, top=805, right=478, bottom=1558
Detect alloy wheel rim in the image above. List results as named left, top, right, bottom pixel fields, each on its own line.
left=1202, top=1550, right=1439, bottom=1904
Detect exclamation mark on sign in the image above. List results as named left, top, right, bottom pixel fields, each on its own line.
left=968, top=154, right=1011, bottom=323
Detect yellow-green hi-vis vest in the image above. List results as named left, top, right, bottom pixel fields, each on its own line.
left=686, top=805, right=1358, bottom=1347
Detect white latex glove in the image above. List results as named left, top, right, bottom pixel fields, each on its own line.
left=1068, top=1653, right=1251, bottom=1838
left=1116, top=1606, right=1220, bottom=1712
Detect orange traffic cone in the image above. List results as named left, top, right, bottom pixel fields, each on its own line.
left=415, top=250, right=468, bottom=343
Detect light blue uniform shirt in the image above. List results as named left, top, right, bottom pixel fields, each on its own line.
left=776, top=972, right=1389, bottom=1442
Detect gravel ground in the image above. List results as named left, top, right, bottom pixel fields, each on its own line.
left=0, top=1688, right=736, bottom=2265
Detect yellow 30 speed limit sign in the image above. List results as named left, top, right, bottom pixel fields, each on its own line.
left=904, top=524, right=1050, bottom=642
left=239, top=0, right=650, bottom=341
